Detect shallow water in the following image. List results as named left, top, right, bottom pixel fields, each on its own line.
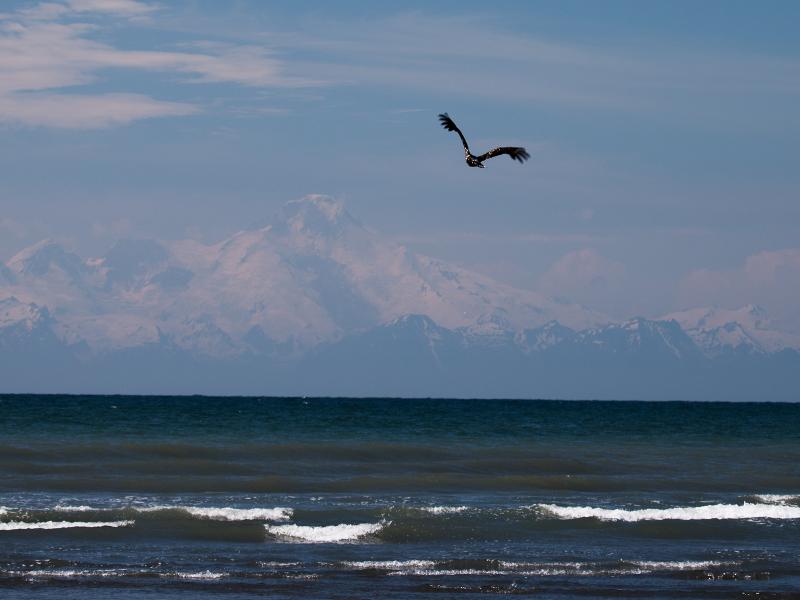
left=1, top=396, right=799, bottom=598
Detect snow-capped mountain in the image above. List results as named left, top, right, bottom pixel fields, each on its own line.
left=661, top=305, right=800, bottom=356
left=1, top=195, right=798, bottom=399
left=0, top=195, right=606, bottom=356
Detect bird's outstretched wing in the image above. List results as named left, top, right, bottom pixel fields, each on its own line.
left=476, top=146, right=530, bottom=164
left=438, top=113, right=470, bottom=153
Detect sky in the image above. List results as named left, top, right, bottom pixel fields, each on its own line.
left=1, top=0, right=799, bottom=331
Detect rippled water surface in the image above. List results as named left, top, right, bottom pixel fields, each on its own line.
left=1, top=395, right=799, bottom=598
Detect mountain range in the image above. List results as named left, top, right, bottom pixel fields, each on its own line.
left=1, top=195, right=798, bottom=400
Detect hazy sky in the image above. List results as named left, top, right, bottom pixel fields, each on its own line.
left=1, top=0, right=799, bottom=329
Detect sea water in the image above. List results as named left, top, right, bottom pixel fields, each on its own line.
left=0, top=395, right=798, bottom=598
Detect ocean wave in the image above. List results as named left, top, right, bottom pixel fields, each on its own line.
left=22, top=569, right=125, bottom=578
left=52, top=504, right=292, bottom=522
left=0, top=520, right=134, bottom=531
left=174, top=506, right=292, bottom=521
left=537, top=502, right=800, bottom=522
left=343, top=560, right=436, bottom=570
left=420, top=506, right=469, bottom=515
left=630, top=560, right=729, bottom=570
left=385, top=559, right=734, bottom=577
left=752, top=494, right=800, bottom=505
left=265, top=521, right=387, bottom=543
left=170, top=570, right=227, bottom=580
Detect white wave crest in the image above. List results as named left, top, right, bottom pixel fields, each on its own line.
left=53, top=505, right=95, bottom=512
left=53, top=504, right=292, bottom=522
left=421, top=506, right=469, bottom=515
left=632, top=560, right=729, bottom=570
left=753, top=494, right=800, bottom=505
left=23, top=569, right=123, bottom=578
left=0, top=520, right=133, bottom=531
left=265, top=521, right=386, bottom=543
left=388, top=559, right=733, bottom=578
left=537, top=502, right=800, bottom=522
left=180, top=507, right=292, bottom=521
left=343, top=560, right=436, bottom=570
left=171, top=571, right=227, bottom=580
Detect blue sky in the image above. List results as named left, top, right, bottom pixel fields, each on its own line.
left=1, top=0, right=799, bottom=328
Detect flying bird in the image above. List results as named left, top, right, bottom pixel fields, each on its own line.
left=438, top=113, right=529, bottom=168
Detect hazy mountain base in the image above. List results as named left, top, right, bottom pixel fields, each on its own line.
left=2, top=313, right=797, bottom=401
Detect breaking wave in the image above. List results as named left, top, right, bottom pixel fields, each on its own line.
left=46, top=504, right=293, bottom=522
left=149, top=506, right=292, bottom=521
left=420, top=506, right=469, bottom=515
left=751, top=494, right=800, bottom=505
left=265, top=521, right=387, bottom=543
left=537, top=502, right=800, bottom=522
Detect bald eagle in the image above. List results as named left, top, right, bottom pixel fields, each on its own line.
left=438, top=113, right=529, bottom=168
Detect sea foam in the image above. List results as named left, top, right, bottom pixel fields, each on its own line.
left=265, top=521, right=386, bottom=543
left=537, top=502, right=800, bottom=521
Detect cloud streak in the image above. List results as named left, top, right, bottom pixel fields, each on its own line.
left=0, top=1, right=314, bottom=128
left=263, top=12, right=800, bottom=123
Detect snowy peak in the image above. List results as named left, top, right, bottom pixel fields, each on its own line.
left=387, top=314, right=446, bottom=339
left=276, top=195, right=363, bottom=240
left=7, top=240, right=86, bottom=279
left=663, top=305, right=800, bottom=355
left=517, top=321, right=576, bottom=352
left=0, top=296, right=50, bottom=331
left=578, top=318, right=699, bottom=360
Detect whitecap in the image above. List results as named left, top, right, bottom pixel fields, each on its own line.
left=265, top=521, right=386, bottom=543
left=53, top=504, right=293, bottom=522
left=0, top=520, right=134, bottom=531
left=53, top=505, right=95, bottom=512
left=421, top=506, right=469, bottom=515
left=23, top=568, right=125, bottom=578
left=343, top=560, right=436, bottom=570
left=537, top=502, right=800, bottom=522
left=752, top=494, right=800, bottom=505
left=631, top=560, right=730, bottom=570
left=171, top=570, right=227, bottom=580
left=180, top=506, right=292, bottom=521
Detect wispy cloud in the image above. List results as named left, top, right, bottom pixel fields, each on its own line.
left=262, top=12, right=800, bottom=121
left=66, top=0, right=156, bottom=16
left=0, top=1, right=315, bottom=128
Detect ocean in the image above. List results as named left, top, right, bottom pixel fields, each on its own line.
left=0, top=395, right=798, bottom=599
